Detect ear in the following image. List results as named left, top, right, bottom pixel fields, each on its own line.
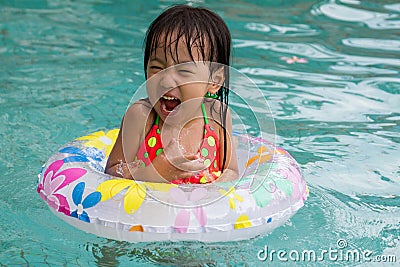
left=208, top=67, right=225, bottom=94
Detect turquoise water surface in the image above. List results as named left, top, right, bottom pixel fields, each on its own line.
left=1, top=0, right=399, bottom=266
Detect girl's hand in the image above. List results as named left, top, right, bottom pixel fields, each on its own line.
left=150, top=138, right=206, bottom=182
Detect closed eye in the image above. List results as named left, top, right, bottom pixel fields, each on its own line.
left=178, top=69, right=193, bottom=74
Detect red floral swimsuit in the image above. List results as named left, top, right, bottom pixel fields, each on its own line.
left=135, top=103, right=221, bottom=184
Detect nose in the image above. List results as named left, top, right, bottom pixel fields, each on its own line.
left=159, top=68, right=178, bottom=90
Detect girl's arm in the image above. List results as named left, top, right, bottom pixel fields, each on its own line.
left=105, top=100, right=151, bottom=178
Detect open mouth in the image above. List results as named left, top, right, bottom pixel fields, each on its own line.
left=159, top=95, right=181, bottom=115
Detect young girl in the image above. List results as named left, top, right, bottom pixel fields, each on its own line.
left=105, top=5, right=238, bottom=184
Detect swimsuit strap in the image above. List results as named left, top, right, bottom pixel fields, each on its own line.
left=154, top=113, right=160, bottom=126
left=201, top=102, right=209, bottom=125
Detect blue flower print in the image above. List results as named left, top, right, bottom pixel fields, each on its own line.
left=59, top=146, right=105, bottom=172
left=70, top=182, right=101, bottom=223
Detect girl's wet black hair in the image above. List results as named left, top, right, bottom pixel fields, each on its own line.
left=143, top=5, right=231, bottom=170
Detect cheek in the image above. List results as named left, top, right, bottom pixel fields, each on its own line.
left=146, top=75, right=162, bottom=103
left=146, top=89, right=161, bottom=109
left=180, top=84, right=208, bottom=102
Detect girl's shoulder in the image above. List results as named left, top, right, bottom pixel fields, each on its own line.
left=125, top=98, right=153, bottom=119
left=126, top=98, right=152, bottom=111
left=124, top=98, right=154, bottom=126
left=124, top=98, right=156, bottom=136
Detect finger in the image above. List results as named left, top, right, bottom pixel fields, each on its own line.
left=179, top=160, right=206, bottom=172
left=163, top=138, right=181, bottom=158
left=164, top=138, right=195, bottom=164
left=185, top=153, right=201, bottom=160
left=172, top=154, right=201, bottom=165
left=164, top=137, right=180, bottom=151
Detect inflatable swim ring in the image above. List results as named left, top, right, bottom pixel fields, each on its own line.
left=37, top=129, right=308, bottom=242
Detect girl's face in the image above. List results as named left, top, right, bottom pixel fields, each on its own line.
left=146, top=36, right=222, bottom=125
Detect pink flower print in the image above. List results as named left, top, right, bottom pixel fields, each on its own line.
left=37, top=160, right=87, bottom=215
left=170, top=188, right=208, bottom=233
left=280, top=55, right=308, bottom=64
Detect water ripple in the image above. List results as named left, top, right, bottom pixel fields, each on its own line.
left=245, top=22, right=320, bottom=37
left=234, top=39, right=400, bottom=67
left=312, top=2, right=400, bottom=30
left=342, top=38, right=400, bottom=51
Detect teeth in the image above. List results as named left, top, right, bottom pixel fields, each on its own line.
left=162, top=96, right=178, bottom=101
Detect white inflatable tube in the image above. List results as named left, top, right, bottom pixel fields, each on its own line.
left=37, top=130, right=308, bottom=243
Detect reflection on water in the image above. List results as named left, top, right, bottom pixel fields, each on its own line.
left=0, top=0, right=399, bottom=266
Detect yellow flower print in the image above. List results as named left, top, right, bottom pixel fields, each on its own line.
left=218, top=187, right=243, bottom=209
left=96, top=179, right=177, bottom=214
left=76, top=129, right=119, bottom=157
left=234, top=214, right=252, bottom=229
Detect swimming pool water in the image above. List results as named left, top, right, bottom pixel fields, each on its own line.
left=1, top=0, right=399, bottom=266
